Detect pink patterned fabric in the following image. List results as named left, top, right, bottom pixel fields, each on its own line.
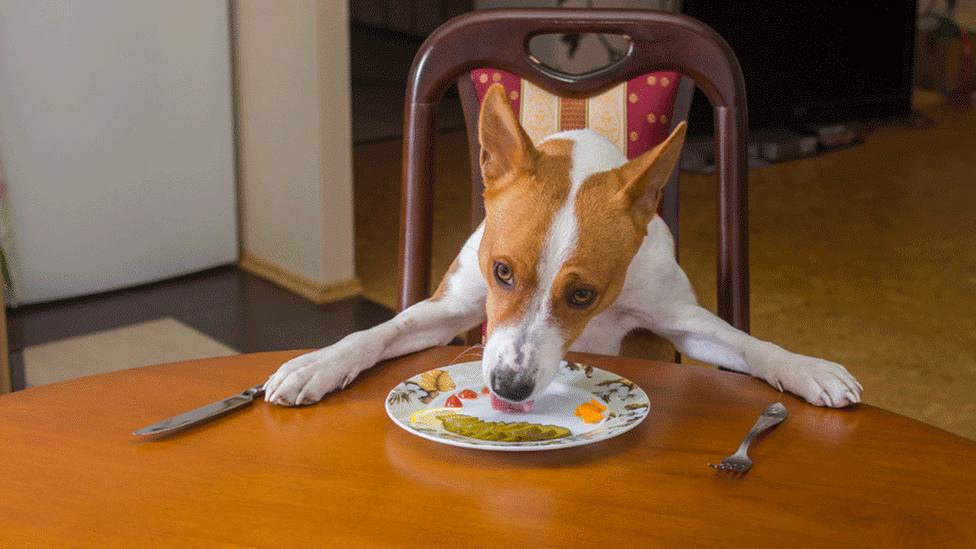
left=472, top=69, right=523, bottom=113
left=624, top=73, right=680, bottom=159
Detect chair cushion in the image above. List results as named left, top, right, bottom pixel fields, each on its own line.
left=470, top=68, right=681, bottom=160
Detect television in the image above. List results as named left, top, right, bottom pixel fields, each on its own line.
left=681, top=0, right=918, bottom=134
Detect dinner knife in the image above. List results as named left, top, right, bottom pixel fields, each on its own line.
left=132, top=384, right=265, bottom=437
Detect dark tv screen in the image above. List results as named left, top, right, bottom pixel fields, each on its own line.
left=681, top=0, right=917, bottom=133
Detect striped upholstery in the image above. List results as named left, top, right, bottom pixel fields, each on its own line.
left=470, top=68, right=681, bottom=160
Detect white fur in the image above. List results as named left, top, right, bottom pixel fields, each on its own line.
left=266, top=129, right=862, bottom=409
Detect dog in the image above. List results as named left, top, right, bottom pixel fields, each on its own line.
left=263, top=84, right=862, bottom=409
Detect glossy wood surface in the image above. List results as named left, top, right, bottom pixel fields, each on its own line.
left=1, top=347, right=974, bottom=547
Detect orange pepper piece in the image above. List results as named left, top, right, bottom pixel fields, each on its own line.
left=578, top=407, right=602, bottom=423
left=574, top=401, right=604, bottom=423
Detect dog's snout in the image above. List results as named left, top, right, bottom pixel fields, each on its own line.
left=490, top=370, right=535, bottom=402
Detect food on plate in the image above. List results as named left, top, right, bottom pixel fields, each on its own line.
left=481, top=386, right=490, bottom=395
left=489, top=393, right=535, bottom=412
left=574, top=399, right=606, bottom=424
left=417, top=369, right=456, bottom=393
left=410, top=407, right=457, bottom=427
left=458, top=389, right=478, bottom=399
left=444, top=394, right=463, bottom=408
left=438, top=414, right=571, bottom=442
left=575, top=406, right=602, bottom=424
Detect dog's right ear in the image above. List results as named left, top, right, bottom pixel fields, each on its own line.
left=614, top=121, right=686, bottom=227
left=478, top=84, right=537, bottom=184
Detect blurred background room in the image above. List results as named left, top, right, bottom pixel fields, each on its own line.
left=0, top=0, right=973, bottom=439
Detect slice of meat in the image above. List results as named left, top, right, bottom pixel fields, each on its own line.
left=489, top=393, right=535, bottom=413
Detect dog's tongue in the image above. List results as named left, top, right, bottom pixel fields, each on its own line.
left=490, top=393, right=535, bottom=413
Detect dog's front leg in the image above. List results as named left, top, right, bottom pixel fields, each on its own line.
left=630, top=222, right=862, bottom=407
left=647, top=303, right=862, bottom=407
left=264, top=228, right=488, bottom=406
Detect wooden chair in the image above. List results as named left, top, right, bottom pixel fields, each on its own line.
left=396, top=8, right=750, bottom=341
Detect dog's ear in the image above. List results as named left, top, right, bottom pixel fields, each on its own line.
left=478, top=84, right=537, bottom=184
left=614, top=122, right=686, bottom=224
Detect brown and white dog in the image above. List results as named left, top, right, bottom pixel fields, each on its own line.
left=264, top=84, right=862, bottom=409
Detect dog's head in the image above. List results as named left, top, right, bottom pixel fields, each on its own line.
left=476, top=83, right=686, bottom=403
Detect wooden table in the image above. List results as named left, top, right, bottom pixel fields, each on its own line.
left=2, top=347, right=974, bottom=547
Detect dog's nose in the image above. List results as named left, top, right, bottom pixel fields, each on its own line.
left=490, top=370, right=535, bottom=402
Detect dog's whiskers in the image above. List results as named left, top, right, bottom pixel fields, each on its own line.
left=450, top=343, right=485, bottom=364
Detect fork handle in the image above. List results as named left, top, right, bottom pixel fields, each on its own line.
left=735, top=403, right=788, bottom=455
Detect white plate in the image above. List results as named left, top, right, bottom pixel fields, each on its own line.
left=385, top=360, right=650, bottom=452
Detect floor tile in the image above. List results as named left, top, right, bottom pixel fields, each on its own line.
left=24, top=318, right=237, bottom=387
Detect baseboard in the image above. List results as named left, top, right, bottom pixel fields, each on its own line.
left=238, top=252, right=361, bottom=305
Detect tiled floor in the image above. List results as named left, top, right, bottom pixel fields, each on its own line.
left=6, top=267, right=394, bottom=391
left=23, top=318, right=236, bottom=387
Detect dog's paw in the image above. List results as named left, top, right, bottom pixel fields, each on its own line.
left=759, top=353, right=863, bottom=408
left=263, top=346, right=368, bottom=406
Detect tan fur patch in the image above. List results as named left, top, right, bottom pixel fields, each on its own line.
left=479, top=139, right=574, bottom=335
left=430, top=256, right=461, bottom=301
left=547, top=169, right=650, bottom=345
left=547, top=124, right=685, bottom=347
left=479, top=84, right=536, bottom=180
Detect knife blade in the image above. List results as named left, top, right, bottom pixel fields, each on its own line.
left=133, top=384, right=265, bottom=437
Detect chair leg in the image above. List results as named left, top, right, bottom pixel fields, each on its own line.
left=714, top=105, right=750, bottom=333
left=397, top=102, right=437, bottom=311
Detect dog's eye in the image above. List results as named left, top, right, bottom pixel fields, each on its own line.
left=493, top=262, right=514, bottom=286
left=568, top=288, right=596, bottom=308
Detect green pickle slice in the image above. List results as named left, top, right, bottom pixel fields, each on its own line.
left=437, top=413, right=571, bottom=442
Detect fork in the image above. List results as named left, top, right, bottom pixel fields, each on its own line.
left=708, top=402, right=788, bottom=475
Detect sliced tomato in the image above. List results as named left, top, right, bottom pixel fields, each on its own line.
left=444, top=394, right=463, bottom=408
left=481, top=386, right=490, bottom=395
left=458, top=389, right=478, bottom=399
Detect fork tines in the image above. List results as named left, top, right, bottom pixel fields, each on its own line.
left=708, top=461, right=749, bottom=475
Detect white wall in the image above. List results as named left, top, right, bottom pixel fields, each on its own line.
left=233, top=0, right=357, bottom=294
left=0, top=0, right=238, bottom=304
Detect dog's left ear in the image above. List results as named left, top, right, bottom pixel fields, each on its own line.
left=478, top=83, right=537, bottom=185
left=614, top=122, right=687, bottom=225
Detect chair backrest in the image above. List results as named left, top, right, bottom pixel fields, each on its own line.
left=398, top=8, right=750, bottom=332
